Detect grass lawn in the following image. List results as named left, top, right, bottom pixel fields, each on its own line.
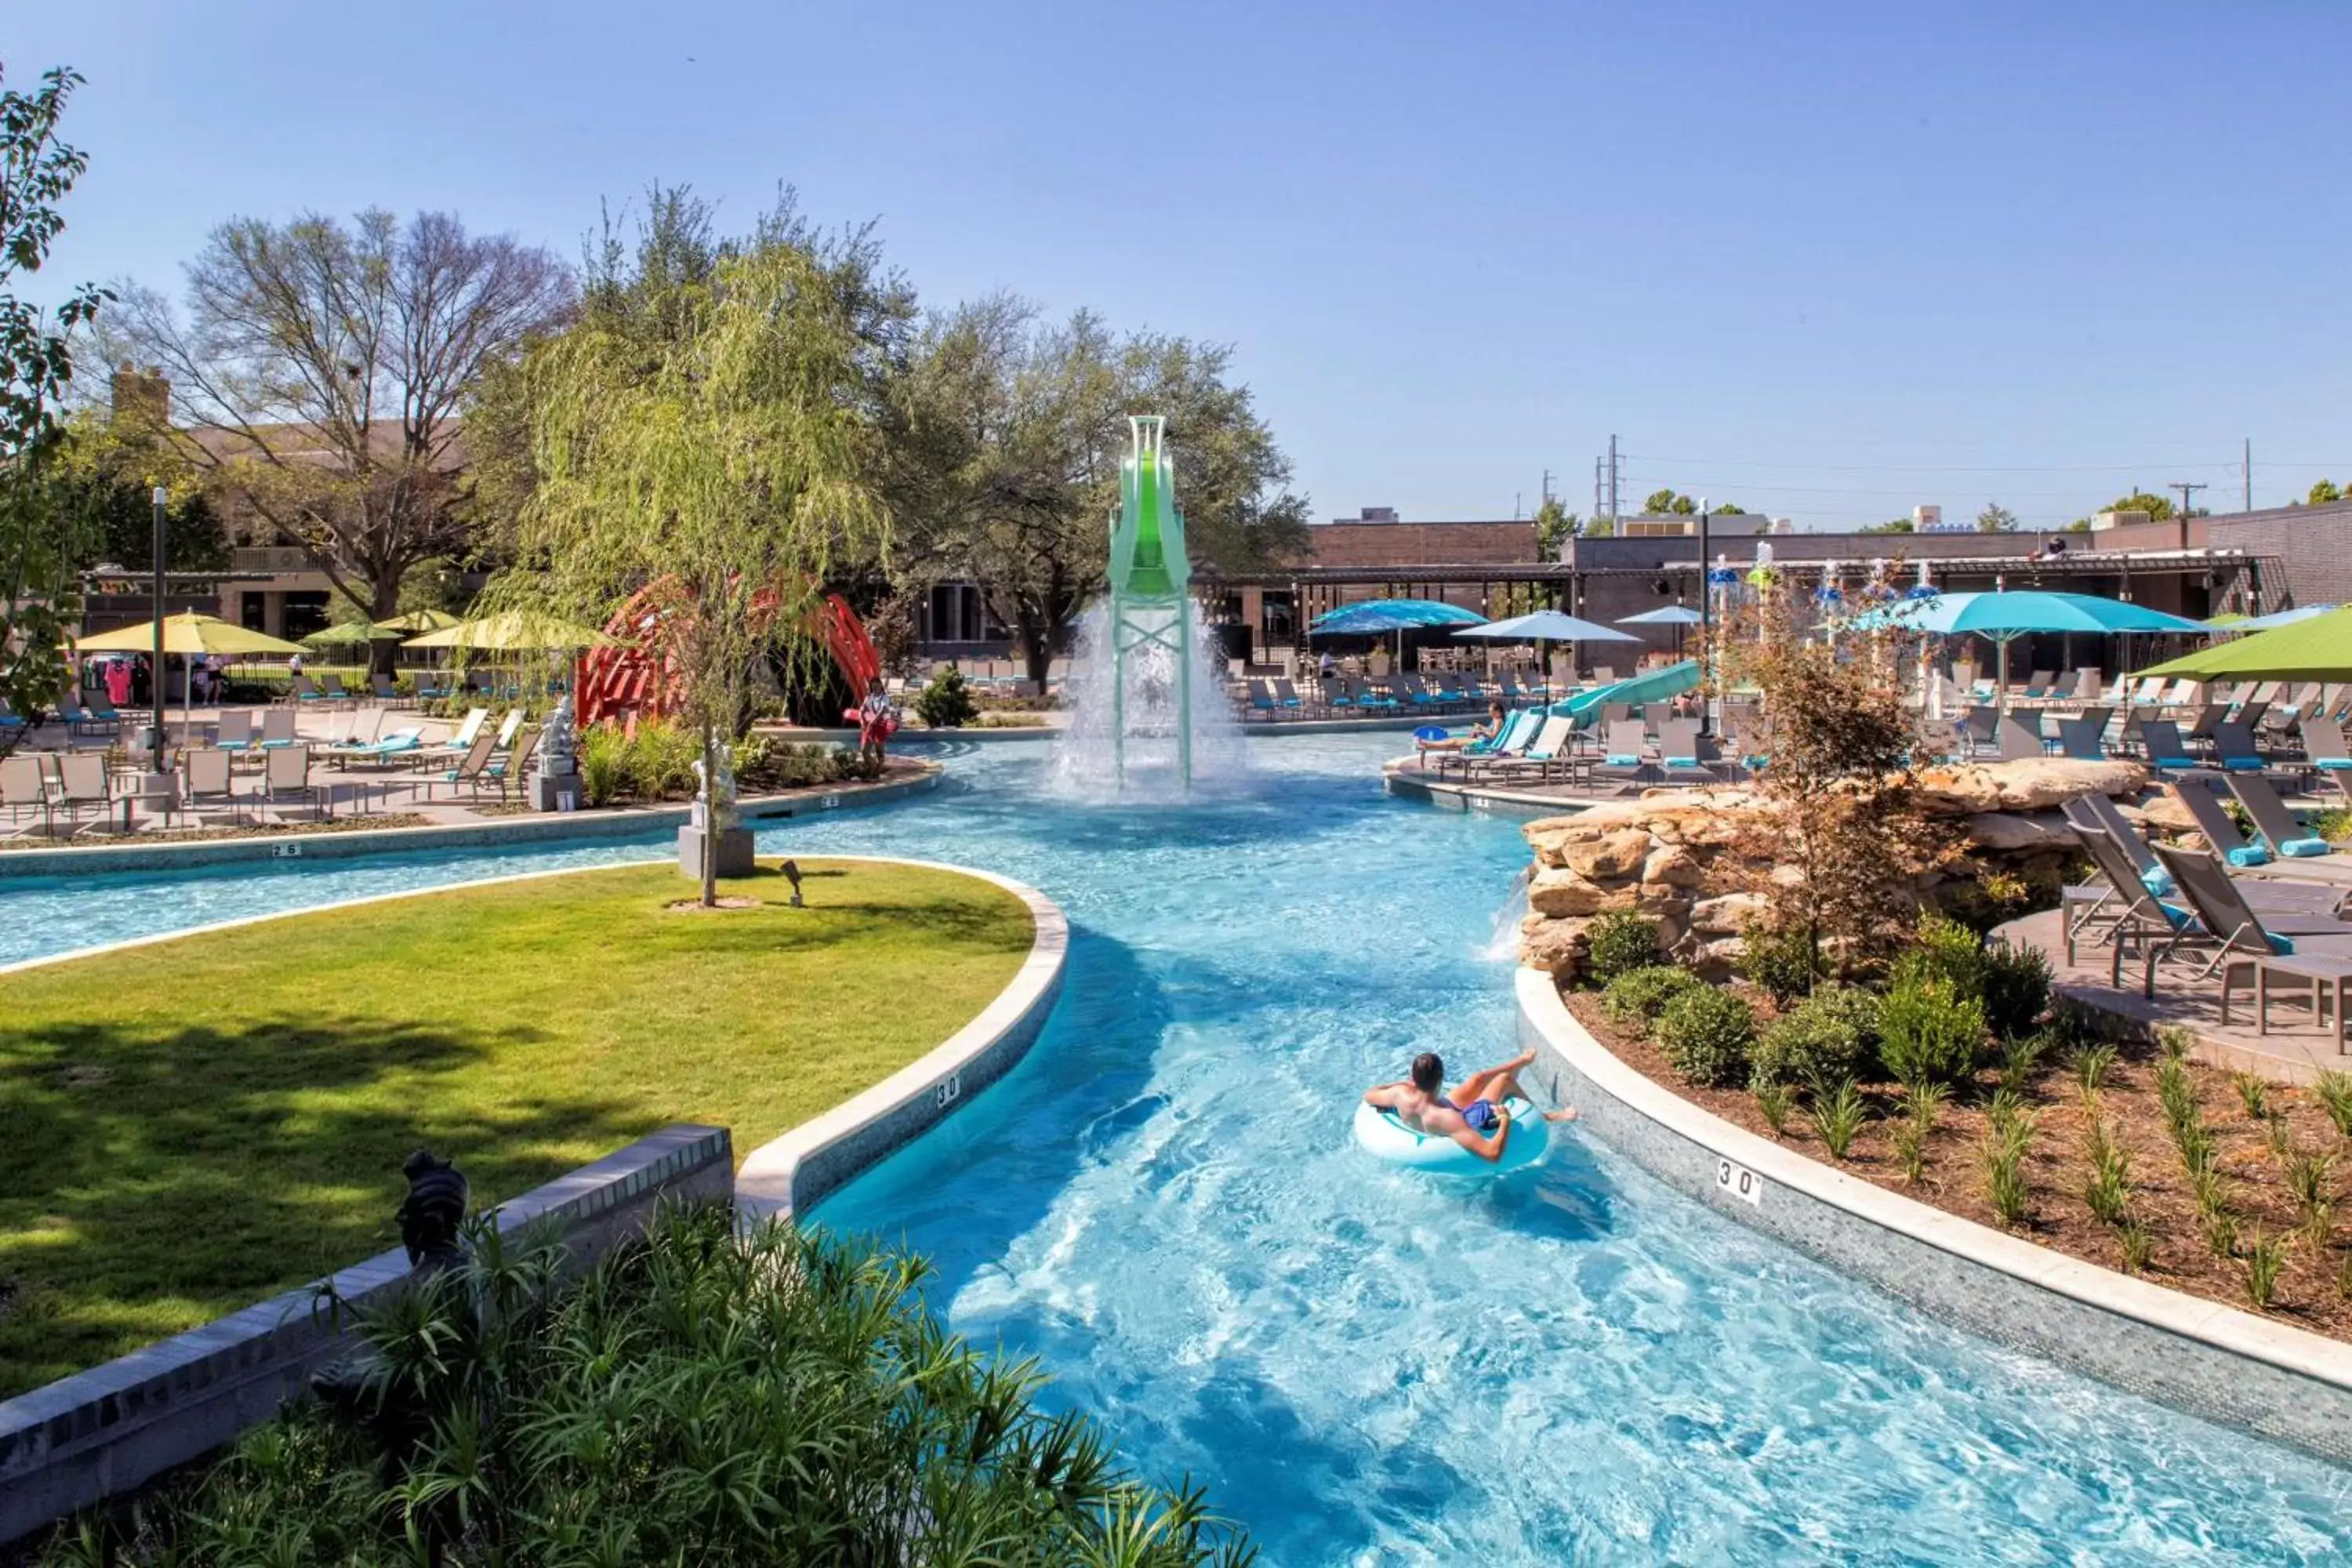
left=0, top=858, right=1033, bottom=1398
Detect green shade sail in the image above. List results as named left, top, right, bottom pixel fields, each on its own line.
left=2138, top=604, right=2352, bottom=681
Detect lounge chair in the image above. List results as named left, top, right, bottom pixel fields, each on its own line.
left=336, top=727, right=425, bottom=769
left=256, top=707, right=299, bottom=750
left=2149, top=843, right=2352, bottom=995
left=1588, top=719, right=1652, bottom=791
left=2304, top=717, right=2352, bottom=775
left=2060, top=792, right=2338, bottom=909
left=1435, top=710, right=1541, bottom=779
left=2055, top=717, right=2108, bottom=761
left=2023, top=670, right=2055, bottom=700
left=1995, top=717, right=2045, bottom=762
left=2205, top=721, right=2267, bottom=773
left=2138, top=720, right=2199, bottom=775
left=2226, top=773, right=2335, bottom=859
left=260, top=745, right=318, bottom=818
left=52, top=752, right=113, bottom=835
left=489, top=722, right=540, bottom=800
left=325, top=710, right=387, bottom=755
left=320, top=673, right=358, bottom=702
left=2130, top=676, right=2167, bottom=706
left=1653, top=719, right=1718, bottom=786
left=56, top=693, right=114, bottom=738
left=213, top=709, right=256, bottom=753
left=181, top=747, right=242, bottom=824
left=432, top=706, right=491, bottom=758
left=2069, top=669, right=2102, bottom=701
left=371, top=673, right=404, bottom=706
left=1959, top=707, right=1999, bottom=757
left=1478, top=714, right=1577, bottom=783
left=0, top=754, right=53, bottom=837
left=1244, top=679, right=1279, bottom=718
left=2169, top=774, right=2274, bottom=866
left=289, top=673, right=325, bottom=702
left=434, top=729, right=499, bottom=798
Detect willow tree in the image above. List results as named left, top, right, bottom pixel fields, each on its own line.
left=482, top=238, right=886, bottom=906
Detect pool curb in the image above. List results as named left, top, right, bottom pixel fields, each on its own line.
left=1381, top=757, right=1602, bottom=818
left=735, top=860, right=1068, bottom=1219
left=0, top=761, right=942, bottom=879
left=1515, top=964, right=2352, bottom=1465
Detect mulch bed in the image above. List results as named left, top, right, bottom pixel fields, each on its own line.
left=1563, top=987, right=2352, bottom=1340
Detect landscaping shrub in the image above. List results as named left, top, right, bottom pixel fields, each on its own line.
left=1976, top=937, right=2053, bottom=1040
left=1600, top=964, right=1701, bottom=1033
left=579, top=721, right=628, bottom=806
left=1738, top=919, right=1826, bottom=1007
left=1584, top=911, right=1662, bottom=988
left=625, top=717, right=701, bottom=799
left=828, top=743, right=885, bottom=782
left=1875, top=971, right=1986, bottom=1087
left=1905, top=910, right=1987, bottom=1000
left=39, top=1207, right=1255, bottom=1566
left=1653, top=985, right=1758, bottom=1087
left=916, top=668, right=979, bottom=728
left=1749, top=984, right=1881, bottom=1090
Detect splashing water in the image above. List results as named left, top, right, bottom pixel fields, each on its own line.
left=1048, top=602, right=1250, bottom=800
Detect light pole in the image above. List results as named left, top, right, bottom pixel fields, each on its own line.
left=150, top=486, right=169, bottom=775
left=1697, top=497, right=1711, bottom=736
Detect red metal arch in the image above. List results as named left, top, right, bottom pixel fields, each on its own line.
left=574, top=579, right=880, bottom=729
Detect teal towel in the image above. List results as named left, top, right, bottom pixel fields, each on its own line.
left=2270, top=932, right=2296, bottom=955
left=2319, top=758, right=2352, bottom=771
left=2226, top=844, right=2271, bottom=868
left=1606, top=753, right=1639, bottom=767
left=2283, top=837, right=2332, bottom=858
left=2140, top=866, right=2176, bottom=897
left=2222, top=757, right=2263, bottom=771
left=1665, top=756, right=1699, bottom=768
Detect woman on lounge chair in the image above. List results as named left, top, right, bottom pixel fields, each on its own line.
left=1418, top=701, right=1508, bottom=753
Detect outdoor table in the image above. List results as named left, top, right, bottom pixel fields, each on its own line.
left=2226, top=952, right=2352, bottom=1050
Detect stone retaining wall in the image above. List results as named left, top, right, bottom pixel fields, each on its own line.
left=1516, top=757, right=2148, bottom=983
left=0, top=1125, right=734, bottom=1548
left=1515, top=971, right=2352, bottom=1465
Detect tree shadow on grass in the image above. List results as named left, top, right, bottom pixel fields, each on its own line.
left=0, top=1013, right=655, bottom=1399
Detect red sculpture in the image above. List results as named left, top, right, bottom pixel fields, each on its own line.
left=574, top=579, right=881, bottom=731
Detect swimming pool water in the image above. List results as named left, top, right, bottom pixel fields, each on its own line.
left=9, top=735, right=2349, bottom=1563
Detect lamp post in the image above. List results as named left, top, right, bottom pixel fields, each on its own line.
left=150, top=486, right=168, bottom=775
left=1697, top=496, right=1711, bottom=735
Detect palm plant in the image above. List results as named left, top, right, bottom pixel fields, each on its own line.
left=40, top=1206, right=1257, bottom=1566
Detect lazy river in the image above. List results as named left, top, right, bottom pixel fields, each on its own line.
left=7, top=733, right=2349, bottom=1563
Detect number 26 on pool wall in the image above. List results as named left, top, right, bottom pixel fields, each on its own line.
left=1716, top=1157, right=1762, bottom=1207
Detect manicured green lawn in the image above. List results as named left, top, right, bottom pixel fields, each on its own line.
left=0, top=858, right=1033, bottom=1397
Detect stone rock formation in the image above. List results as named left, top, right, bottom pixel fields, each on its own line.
left=1518, top=757, right=2149, bottom=983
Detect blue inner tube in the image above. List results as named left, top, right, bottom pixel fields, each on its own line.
left=1353, top=1094, right=1549, bottom=1174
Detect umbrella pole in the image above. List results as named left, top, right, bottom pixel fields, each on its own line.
left=1996, top=637, right=2010, bottom=731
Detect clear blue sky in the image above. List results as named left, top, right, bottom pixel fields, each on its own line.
left=11, top=1, right=2350, bottom=529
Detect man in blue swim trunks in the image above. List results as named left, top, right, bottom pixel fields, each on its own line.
left=1362, top=1048, right=1576, bottom=1161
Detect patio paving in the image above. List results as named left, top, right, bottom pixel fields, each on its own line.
left=2004, top=906, right=2352, bottom=1086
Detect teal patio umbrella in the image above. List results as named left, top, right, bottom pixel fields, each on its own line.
left=1310, top=597, right=1486, bottom=674
left=1849, top=590, right=2207, bottom=724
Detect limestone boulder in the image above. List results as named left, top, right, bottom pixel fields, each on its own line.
left=1989, top=757, right=2146, bottom=811
left=2137, top=791, right=2198, bottom=833
left=1519, top=916, right=1592, bottom=976
left=1529, top=867, right=1639, bottom=917
left=1691, top=891, right=1771, bottom=935
left=1964, top=811, right=2069, bottom=853
left=1642, top=844, right=1706, bottom=888
left=1561, top=828, right=1653, bottom=881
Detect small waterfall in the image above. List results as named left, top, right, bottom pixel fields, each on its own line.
left=1048, top=603, right=1250, bottom=800
left=1483, top=863, right=1534, bottom=960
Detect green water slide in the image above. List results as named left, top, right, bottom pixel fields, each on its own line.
left=1106, top=416, right=1196, bottom=789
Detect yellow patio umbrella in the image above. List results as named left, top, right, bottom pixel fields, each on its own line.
left=76, top=612, right=309, bottom=752
left=372, top=608, right=462, bottom=634
left=401, top=611, right=615, bottom=652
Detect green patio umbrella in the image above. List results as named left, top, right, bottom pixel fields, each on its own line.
left=303, top=619, right=384, bottom=648
left=2137, top=604, right=2352, bottom=681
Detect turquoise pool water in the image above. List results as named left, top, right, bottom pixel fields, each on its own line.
left=8, top=734, right=2350, bottom=1563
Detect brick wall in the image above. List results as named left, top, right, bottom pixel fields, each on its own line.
left=2207, top=502, right=2352, bottom=607
left=1298, top=520, right=1537, bottom=568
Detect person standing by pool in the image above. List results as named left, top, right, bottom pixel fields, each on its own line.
left=855, top=677, right=896, bottom=770
left=1362, top=1049, right=1575, bottom=1161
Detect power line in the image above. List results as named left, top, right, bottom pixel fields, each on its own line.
left=1621, top=452, right=2244, bottom=475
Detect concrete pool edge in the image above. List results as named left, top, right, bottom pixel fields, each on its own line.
left=0, top=761, right=942, bottom=879
left=735, top=861, right=1068, bottom=1219
left=1515, top=964, right=2352, bottom=1465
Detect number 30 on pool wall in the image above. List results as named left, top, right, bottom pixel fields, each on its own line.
left=1716, top=1157, right=1762, bottom=1207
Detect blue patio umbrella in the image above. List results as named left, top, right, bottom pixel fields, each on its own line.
left=1308, top=597, right=1486, bottom=635
left=2209, top=602, right=2336, bottom=633
left=1846, top=590, right=2206, bottom=723
left=1450, top=609, right=1638, bottom=643
left=1616, top=605, right=1703, bottom=626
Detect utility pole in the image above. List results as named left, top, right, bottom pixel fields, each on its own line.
left=150, top=486, right=168, bottom=776
left=1697, top=495, right=1711, bottom=738
left=1607, top=434, right=1621, bottom=522
left=2243, top=438, right=2252, bottom=511
left=1541, top=468, right=1554, bottom=507
left=2169, top=480, right=2207, bottom=522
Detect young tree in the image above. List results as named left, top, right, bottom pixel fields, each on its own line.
left=100, top=209, right=572, bottom=671
left=895, top=296, right=1307, bottom=685
left=2102, top=489, right=2173, bottom=521
left=2309, top=478, right=2343, bottom=505
left=481, top=234, right=887, bottom=906
left=1532, top=495, right=1580, bottom=559
left=1975, top=500, right=2018, bottom=532
left=0, top=61, right=107, bottom=724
